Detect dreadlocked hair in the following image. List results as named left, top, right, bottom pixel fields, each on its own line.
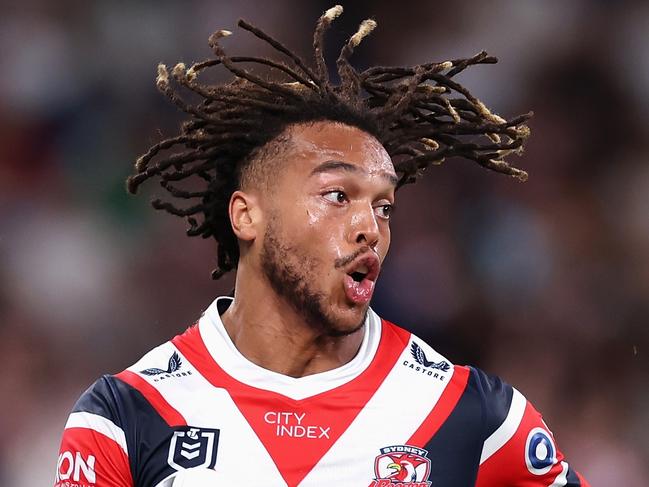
left=127, top=5, right=532, bottom=280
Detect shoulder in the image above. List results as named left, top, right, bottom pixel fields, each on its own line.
left=71, top=339, right=181, bottom=424
left=387, top=320, right=516, bottom=422
left=471, top=366, right=587, bottom=485
left=72, top=374, right=131, bottom=423
left=465, top=366, right=522, bottom=441
left=396, top=326, right=588, bottom=484
left=58, top=332, right=198, bottom=487
left=386, top=320, right=527, bottom=444
left=74, top=326, right=200, bottom=427
left=127, top=334, right=190, bottom=377
left=65, top=374, right=131, bottom=457
left=399, top=328, right=587, bottom=486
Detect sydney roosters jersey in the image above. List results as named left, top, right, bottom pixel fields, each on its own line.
left=55, top=297, right=589, bottom=487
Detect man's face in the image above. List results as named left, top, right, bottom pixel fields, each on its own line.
left=255, top=121, right=397, bottom=336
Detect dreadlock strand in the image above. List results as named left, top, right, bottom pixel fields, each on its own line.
left=208, top=31, right=304, bottom=101
left=185, top=56, right=317, bottom=92
left=140, top=145, right=226, bottom=179
left=361, top=65, right=415, bottom=79
left=156, top=64, right=222, bottom=125
left=441, top=96, right=461, bottom=123
left=135, top=135, right=191, bottom=172
left=160, top=180, right=209, bottom=199
left=314, top=5, right=343, bottom=89
left=381, top=66, right=445, bottom=123
left=237, top=19, right=321, bottom=89
left=477, top=157, right=529, bottom=181
left=130, top=7, right=532, bottom=280
left=425, top=72, right=508, bottom=124
left=186, top=217, right=210, bottom=237
left=151, top=198, right=206, bottom=217
left=231, top=56, right=317, bottom=89
left=212, top=240, right=235, bottom=278
left=362, top=60, right=451, bottom=83
left=444, top=51, right=493, bottom=78
left=394, top=147, right=450, bottom=172
left=134, top=151, right=219, bottom=190
left=336, top=19, right=377, bottom=96
left=160, top=159, right=223, bottom=182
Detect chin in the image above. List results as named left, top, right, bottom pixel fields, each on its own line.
left=325, top=304, right=369, bottom=337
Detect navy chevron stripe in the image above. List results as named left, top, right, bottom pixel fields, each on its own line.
left=565, top=464, right=583, bottom=486
left=469, top=367, right=514, bottom=441
left=420, top=367, right=484, bottom=486
left=72, top=374, right=121, bottom=420
left=110, top=375, right=178, bottom=487
left=72, top=374, right=180, bottom=487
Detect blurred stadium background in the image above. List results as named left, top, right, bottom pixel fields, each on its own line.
left=1, top=0, right=648, bottom=484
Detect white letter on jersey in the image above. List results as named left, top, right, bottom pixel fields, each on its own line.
left=57, top=451, right=74, bottom=481
left=56, top=451, right=96, bottom=483
left=75, top=452, right=97, bottom=483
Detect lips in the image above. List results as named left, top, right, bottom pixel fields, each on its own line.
left=343, top=252, right=380, bottom=305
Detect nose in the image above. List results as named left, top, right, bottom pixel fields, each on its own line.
left=349, top=202, right=380, bottom=249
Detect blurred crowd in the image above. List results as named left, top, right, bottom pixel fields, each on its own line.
left=1, top=0, right=648, bottom=484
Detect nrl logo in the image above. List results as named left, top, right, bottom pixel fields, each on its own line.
left=410, top=343, right=450, bottom=372
left=370, top=445, right=432, bottom=487
left=167, top=426, right=220, bottom=471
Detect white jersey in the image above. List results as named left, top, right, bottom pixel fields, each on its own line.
left=55, top=296, right=588, bottom=487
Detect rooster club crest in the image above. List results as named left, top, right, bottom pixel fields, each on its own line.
left=370, top=445, right=432, bottom=486
left=167, top=426, right=220, bottom=471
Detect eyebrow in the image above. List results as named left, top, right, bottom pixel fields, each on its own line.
left=310, top=160, right=398, bottom=187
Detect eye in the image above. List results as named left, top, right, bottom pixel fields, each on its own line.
left=374, top=203, right=394, bottom=220
left=323, top=190, right=348, bottom=204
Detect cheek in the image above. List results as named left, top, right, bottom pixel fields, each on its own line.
left=300, top=197, right=343, bottom=233
left=311, top=212, right=348, bottom=262
left=379, top=225, right=391, bottom=262
left=278, top=199, right=345, bottom=255
left=299, top=200, right=350, bottom=263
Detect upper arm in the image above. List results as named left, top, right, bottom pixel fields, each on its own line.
left=473, top=368, right=590, bottom=487
left=55, top=376, right=134, bottom=487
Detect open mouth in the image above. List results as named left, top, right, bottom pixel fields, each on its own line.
left=343, top=254, right=380, bottom=304
left=346, top=255, right=379, bottom=282
left=350, top=269, right=368, bottom=283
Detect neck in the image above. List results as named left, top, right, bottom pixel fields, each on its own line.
left=219, top=266, right=365, bottom=378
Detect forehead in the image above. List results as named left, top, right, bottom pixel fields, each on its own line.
left=282, top=121, right=395, bottom=178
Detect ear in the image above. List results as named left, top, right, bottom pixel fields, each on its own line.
left=229, top=190, right=260, bottom=242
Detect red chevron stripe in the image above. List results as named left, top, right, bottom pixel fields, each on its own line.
left=407, top=365, right=470, bottom=446
left=173, top=319, right=409, bottom=487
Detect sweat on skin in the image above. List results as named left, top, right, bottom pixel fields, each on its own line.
left=222, top=121, right=397, bottom=378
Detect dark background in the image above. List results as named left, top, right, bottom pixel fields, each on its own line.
left=1, top=1, right=648, bottom=483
